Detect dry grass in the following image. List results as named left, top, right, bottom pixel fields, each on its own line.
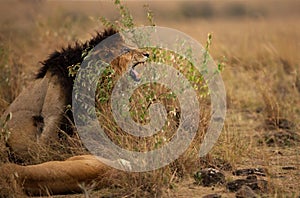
left=0, top=0, right=299, bottom=197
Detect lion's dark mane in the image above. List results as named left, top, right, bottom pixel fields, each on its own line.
left=37, top=28, right=117, bottom=86
left=35, top=28, right=118, bottom=135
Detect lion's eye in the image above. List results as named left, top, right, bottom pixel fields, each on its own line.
left=133, top=55, right=138, bottom=60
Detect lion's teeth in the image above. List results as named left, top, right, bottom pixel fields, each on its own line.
left=129, top=68, right=141, bottom=82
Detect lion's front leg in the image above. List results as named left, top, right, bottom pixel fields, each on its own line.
left=2, top=77, right=49, bottom=163
left=2, top=73, right=69, bottom=163
left=38, top=73, right=68, bottom=145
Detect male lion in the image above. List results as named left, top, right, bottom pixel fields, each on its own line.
left=0, top=28, right=149, bottom=196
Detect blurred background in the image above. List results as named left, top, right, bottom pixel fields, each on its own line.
left=1, top=0, right=299, bottom=109
left=0, top=0, right=299, bottom=195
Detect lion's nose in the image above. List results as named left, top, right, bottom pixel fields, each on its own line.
left=143, top=52, right=150, bottom=58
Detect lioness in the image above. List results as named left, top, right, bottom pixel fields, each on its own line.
left=0, top=28, right=149, bottom=196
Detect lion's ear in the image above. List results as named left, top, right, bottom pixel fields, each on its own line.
left=121, top=47, right=131, bottom=54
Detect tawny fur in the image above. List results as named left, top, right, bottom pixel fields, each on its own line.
left=0, top=28, right=148, bottom=196
left=1, top=155, right=114, bottom=195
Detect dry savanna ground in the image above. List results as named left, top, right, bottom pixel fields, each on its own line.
left=0, top=0, right=299, bottom=197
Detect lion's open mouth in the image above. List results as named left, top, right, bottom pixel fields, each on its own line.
left=129, top=52, right=149, bottom=82
left=129, top=62, right=145, bottom=82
